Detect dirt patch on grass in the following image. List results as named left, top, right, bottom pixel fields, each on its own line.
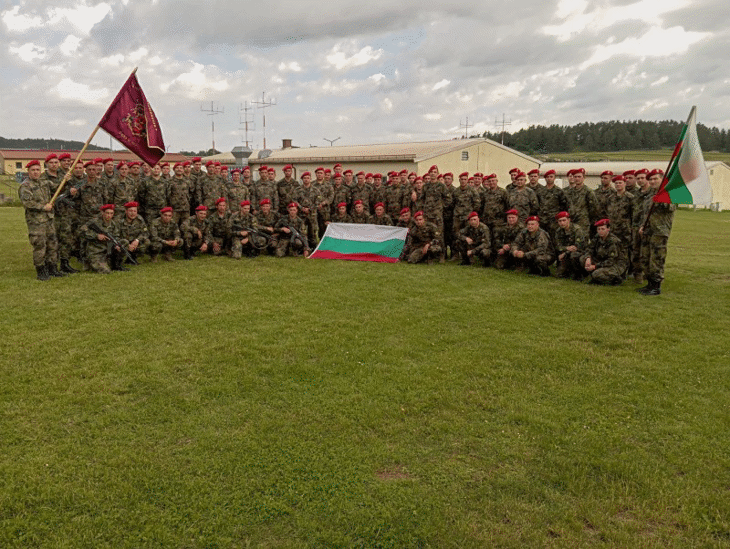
left=376, top=467, right=413, bottom=481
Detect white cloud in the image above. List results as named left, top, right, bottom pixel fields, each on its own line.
left=100, top=53, right=125, bottom=67
left=651, top=75, right=669, bottom=87
left=424, top=113, right=442, bottom=121
left=162, top=62, right=230, bottom=99
left=52, top=78, right=109, bottom=105
left=69, top=119, right=87, bottom=127
left=487, top=81, right=525, bottom=102
left=327, top=45, right=383, bottom=70
left=49, top=3, right=112, bottom=35
left=278, top=61, right=302, bottom=72
left=1, top=6, right=42, bottom=32
left=59, top=35, right=81, bottom=56
left=382, top=98, right=393, bottom=112
left=432, top=79, right=450, bottom=91
left=9, top=42, right=47, bottom=62
left=369, top=73, right=386, bottom=83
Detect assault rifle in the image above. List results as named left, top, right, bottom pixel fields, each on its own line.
left=55, top=180, right=85, bottom=208
left=283, top=222, right=309, bottom=250
left=88, top=222, right=138, bottom=265
left=232, top=226, right=272, bottom=250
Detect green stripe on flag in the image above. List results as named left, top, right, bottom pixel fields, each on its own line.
left=316, top=236, right=404, bottom=258
left=664, top=168, right=694, bottom=203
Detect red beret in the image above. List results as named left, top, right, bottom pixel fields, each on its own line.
left=374, top=202, right=385, bottom=209
left=117, top=161, right=127, bottom=169
left=468, top=177, right=474, bottom=182
left=574, top=167, right=585, bottom=175
left=467, top=211, right=479, bottom=220
left=315, top=166, right=324, bottom=172
left=647, top=169, right=663, bottom=178
left=213, top=162, right=220, bottom=167
left=259, top=199, right=271, bottom=206
left=601, top=170, right=614, bottom=177
left=173, top=162, right=183, bottom=169
left=45, top=153, right=58, bottom=163
left=160, top=206, right=173, bottom=214
left=26, top=159, right=40, bottom=169
left=287, top=202, right=298, bottom=209
left=526, top=215, right=539, bottom=222
left=195, top=204, right=208, bottom=211
left=83, top=161, right=94, bottom=168
left=355, top=171, right=365, bottom=176
left=192, top=157, right=202, bottom=162
left=333, top=172, right=342, bottom=179
left=220, top=166, right=228, bottom=171
left=443, top=172, right=453, bottom=178
left=487, top=173, right=498, bottom=179
left=612, top=175, right=625, bottom=183
left=516, top=171, right=526, bottom=178
left=324, top=169, right=332, bottom=174
left=413, top=210, right=425, bottom=218
left=473, top=172, right=483, bottom=178
left=527, top=169, right=540, bottom=175
left=428, top=165, right=438, bottom=172
left=337, top=202, right=347, bottom=208
left=103, top=157, right=113, bottom=164
left=343, top=169, right=353, bottom=175
left=399, top=169, right=408, bottom=175
left=242, top=166, right=250, bottom=171
left=124, top=201, right=139, bottom=209
left=206, top=161, right=215, bottom=167
left=594, top=218, right=610, bottom=227
left=215, top=198, right=226, bottom=205
left=409, top=171, right=417, bottom=177
left=258, top=166, right=267, bottom=172
left=374, top=173, right=382, bottom=178
left=93, top=157, right=104, bottom=165
left=231, top=168, right=241, bottom=174
left=182, top=161, right=191, bottom=167
left=267, top=167, right=275, bottom=173
left=635, top=168, right=649, bottom=176
left=566, top=169, right=575, bottom=176
left=509, top=167, right=520, bottom=174
left=283, top=164, right=293, bottom=171
left=623, top=170, right=635, bottom=176
left=333, top=163, right=342, bottom=168
left=240, top=200, right=251, bottom=207
left=353, top=199, right=363, bottom=206
left=58, top=153, right=71, bottom=160
left=365, top=173, right=373, bottom=178
left=543, top=169, right=556, bottom=177
left=400, top=207, right=411, bottom=215
left=100, top=204, right=115, bottom=211
left=459, top=171, right=469, bottom=178
left=506, top=209, right=519, bottom=216
left=555, top=211, right=570, bottom=220
left=301, top=171, right=311, bottom=179
left=414, top=177, right=423, bottom=183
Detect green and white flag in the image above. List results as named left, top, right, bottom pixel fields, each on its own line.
left=654, top=106, right=713, bottom=206
left=309, top=223, right=407, bottom=263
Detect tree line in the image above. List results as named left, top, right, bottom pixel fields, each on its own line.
left=478, top=120, right=730, bottom=155
left=0, top=137, right=109, bottom=151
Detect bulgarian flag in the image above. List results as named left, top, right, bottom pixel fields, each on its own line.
left=310, top=223, right=408, bottom=263
left=654, top=106, right=713, bottom=206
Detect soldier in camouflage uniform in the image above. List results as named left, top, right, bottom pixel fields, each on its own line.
left=407, top=211, right=442, bottom=264
left=451, top=172, right=480, bottom=260
left=138, top=164, right=169, bottom=224
left=206, top=198, right=232, bottom=256
left=226, top=169, right=250, bottom=214
left=422, top=169, right=451, bottom=262
left=330, top=173, right=351, bottom=217
left=330, top=202, right=353, bottom=224
left=229, top=200, right=258, bottom=258
left=493, top=209, right=524, bottom=270
left=293, top=171, right=322, bottom=244
left=181, top=204, right=210, bottom=259
left=277, top=165, right=298, bottom=215
left=119, top=201, right=151, bottom=264
left=564, top=168, right=598, bottom=232
left=188, top=157, right=205, bottom=212
left=19, top=160, right=62, bottom=280
left=538, top=170, right=569, bottom=240
left=526, top=169, right=546, bottom=206
left=149, top=207, right=182, bottom=261
left=200, top=162, right=226, bottom=210
left=168, top=163, right=194, bottom=226
left=480, top=174, right=509, bottom=235
left=631, top=168, right=653, bottom=283
left=594, top=171, right=617, bottom=222
left=350, top=172, right=373, bottom=212
left=275, top=203, right=311, bottom=257
left=100, top=157, right=119, bottom=191
left=507, top=172, right=539, bottom=224
left=254, top=198, right=279, bottom=255
left=255, top=166, right=280, bottom=214
left=370, top=174, right=388, bottom=215
left=313, top=167, right=333, bottom=237
left=48, top=156, right=83, bottom=273
left=81, top=204, right=129, bottom=274
left=350, top=200, right=370, bottom=224
left=511, top=216, right=555, bottom=276
left=78, top=160, right=109, bottom=224
left=607, top=175, right=634, bottom=273
left=637, top=169, right=675, bottom=295
left=581, top=219, right=627, bottom=285
left=553, top=211, right=588, bottom=280
left=111, top=162, right=139, bottom=219
left=385, top=175, right=407, bottom=221
left=368, top=202, right=393, bottom=226
left=456, top=212, right=491, bottom=267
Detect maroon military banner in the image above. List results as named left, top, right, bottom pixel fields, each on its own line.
left=98, top=72, right=165, bottom=166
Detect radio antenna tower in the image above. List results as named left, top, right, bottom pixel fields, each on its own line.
left=201, top=101, right=224, bottom=151
left=253, top=92, right=277, bottom=150
left=460, top=116, right=473, bottom=139
left=239, top=101, right=256, bottom=148
left=495, top=113, right=512, bottom=144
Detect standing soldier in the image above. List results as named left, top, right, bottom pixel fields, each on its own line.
left=200, top=161, right=225, bottom=210
left=526, top=169, right=545, bottom=205
left=181, top=204, right=210, bottom=259
left=594, top=170, right=617, bottom=222
left=623, top=170, right=637, bottom=194
left=330, top=173, right=351, bottom=218
left=554, top=211, right=588, bottom=280
left=255, top=166, right=279, bottom=213
left=637, top=169, right=675, bottom=295
left=450, top=172, right=480, bottom=260
left=456, top=211, right=491, bottom=267
left=168, top=162, right=194, bottom=225
left=422, top=168, right=451, bottom=262
left=19, top=160, right=63, bottom=280
left=631, top=168, right=653, bottom=283
left=41, top=153, right=63, bottom=193
left=56, top=160, right=86, bottom=272
left=507, top=171, right=539, bottom=224
left=293, top=171, right=322, bottom=244
left=128, top=161, right=142, bottom=188
left=229, top=200, right=257, bottom=259
left=149, top=207, right=182, bottom=261
left=100, top=157, right=118, bottom=189
left=313, top=166, right=333, bottom=238
left=563, top=167, right=597, bottom=231
left=78, top=159, right=108, bottom=225
left=137, top=163, right=168, bottom=224
left=511, top=216, right=555, bottom=276
left=58, top=153, right=73, bottom=176
left=370, top=173, right=388, bottom=214
left=81, top=204, right=130, bottom=273
left=581, top=219, right=627, bottom=285
left=227, top=168, right=250, bottom=212
left=119, top=201, right=151, bottom=264
left=538, top=169, right=569, bottom=240
left=350, top=171, right=373, bottom=212
left=480, top=173, right=509, bottom=236
left=188, top=157, right=205, bottom=211
left=385, top=171, right=406, bottom=221
left=607, top=175, right=634, bottom=274
left=111, top=161, right=138, bottom=218
left=277, top=164, right=297, bottom=214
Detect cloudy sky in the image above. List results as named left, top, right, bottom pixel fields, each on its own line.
left=1, top=0, right=727, bottom=153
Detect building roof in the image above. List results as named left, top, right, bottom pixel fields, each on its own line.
left=0, top=149, right=189, bottom=163
left=244, top=138, right=540, bottom=165
left=539, top=160, right=729, bottom=175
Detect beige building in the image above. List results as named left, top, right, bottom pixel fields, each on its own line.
left=539, top=161, right=729, bottom=210
left=234, top=139, right=539, bottom=186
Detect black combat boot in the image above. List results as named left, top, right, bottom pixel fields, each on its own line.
left=46, top=262, right=68, bottom=277
left=643, top=279, right=661, bottom=296
left=111, top=255, right=130, bottom=272
left=60, top=258, right=79, bottom=274
left=460, top=254, right=471, bottom=266
left=36, top=265, right=50, bottom=281
left=183, top=245, right=193, bottom=260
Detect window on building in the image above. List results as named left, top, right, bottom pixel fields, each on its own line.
left=461, top=151, right=469, bottom=161
left=16, top=162, right=22, bottom=169
left=709, top=169, right=714, bottom=175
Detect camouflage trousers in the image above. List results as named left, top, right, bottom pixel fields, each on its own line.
left=231, top=235, right=254, bottom=258
left=631, top=230, right=644, bottom=275
left=184, top=231, right=206, bottom=251
left=150, top=241, right=181, bottom=255
left=454, top=241, right=490, bottom=266
left=493, top=250, right=516, bottom=270
left=643, top=234, right=669, bottom=282
left=275, top=236, right=306, bottom=257
left=173, top=211, right=188, bottom=226
left=54, top=213, right=78, bottom=261
left=588, top=266, right=624, bottom=285
left=407, top=242, right=442, bottom=264
left=27, top=221, right=58, bottom=267
left=301, top=211, right=318, bottom=245
left=514, top=253, right=554, bottom=273
left=207, top=236, right=230, bottom=256
left=87, top=248, right=120, bottom=274
left=317, top=206, right=330, bottom=239
left=556, top=251, right=584, bottom=278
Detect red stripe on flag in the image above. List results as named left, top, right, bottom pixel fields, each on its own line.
left=310, top=250, right=399, bottom=263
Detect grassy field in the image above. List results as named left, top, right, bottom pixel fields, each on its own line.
left=536, top=149, right=730, bottom=164
left=1, top=207, right=729, bottom=548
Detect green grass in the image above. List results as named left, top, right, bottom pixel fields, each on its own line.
left=1, top=207, right=729, bottom=548
left=537, top=149, right=730, bottom=164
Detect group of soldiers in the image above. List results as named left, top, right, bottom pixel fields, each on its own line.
left=19, top=154, right=674, bottom=294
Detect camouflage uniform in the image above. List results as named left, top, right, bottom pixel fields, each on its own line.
left=228, top=211, right=258, bottom=258
left=407, top=220, right=442, bottom=264
left=512, top=227, right=555, bottom=275
left=206, top=211, right=232, bottom=255
left=254, top=180, right=279, bottom=213
left=451, top=185, right=480, bottom=240
left=507, top=187, right=539, bottom=224
left=607, top=191, right=634, bottom=254
left=111, top=176, right=139, bottom=217
left=138, top=177, right=168, bottom=223
left=368, top=213, right=393, bottom=226
left=480, top=187, right=510, bottom=234
left=330, top=184, right=351, bottom=217
left=254, top=210, right=279, bottom=255
left=456, top=222, right=491, bottom=266
left=277, top=178, right=297, bottom=215
left=385, top=183, right=407, bottom=220
left=53, top=173, right=83, bottom=263
left=538, top=185, right=569, bottom=239
left=594, top=185, right=616, bottom=221
left=423, top=180, right=451, bottom=257
left=564, top=185, right=598, bottom=231
left=554, top=223, right=588, bottom=279
left=350, top=183, right=373, bottom=212
left=275, top=215, right=310, bottom=257
left=19, top=176, right=58, bottom=268
left=581, top=232, right=628, bottom=285
left=168, top=176, right=194, bottom=225
left=181, top=215, right=210, bottom=254
left=149, top=217, right=182, bottom=257
left=370, top=184, right=388, bottom=214
left=119, top=215, right=151, bottom=261
left=632, top=186, right=654, bottom=279
left=82, top=216, right=128, bottom=274
left=330, top=212, right=353, bottom=224
left=78, top=180, right=109, bottom=224
left=493, top=222, right=523, bottom=270
left=640, top=190, right=675, bottom=284
left=293, top=184, right=322, bottom=244
left=350, top=209, right=370, bottom=224
left=198, top=173, right=224, bottom=210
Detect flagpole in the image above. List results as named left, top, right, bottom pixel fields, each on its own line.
left=49, top=67, right=140, bottom=205
left=640, top=106, right=694, bottom=233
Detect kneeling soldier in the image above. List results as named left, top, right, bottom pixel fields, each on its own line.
left=581, top=218, right=627, bottom=285
left=149, top=207, right=182, bottom=262
left=407, top=211, right=442, bottom=264
left=275, top=202, right=311, bottom=257
left=229, top=200, right=257, bottom=258
left=181, top=204, right=210, bottom=259
left=511, top=215, right=555, bottom=276
left=554, top=211, right=588, bottom=280
left=119, top=201, right=151, bottom=264
left=82, top=204, right=129, bottom=273
left=456, top=211, right=491, bottom=266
